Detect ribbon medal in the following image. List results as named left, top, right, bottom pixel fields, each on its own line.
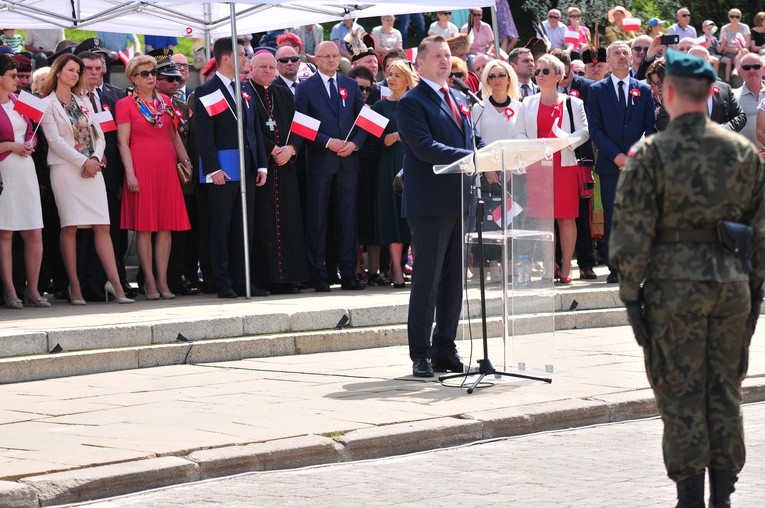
left=504, top=107, right=514, bottom=121
left=339, top=87, right=347, bottom=107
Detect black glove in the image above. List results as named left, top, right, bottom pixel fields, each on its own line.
left=747, top=279, right=763, bottom=335
left=623, top=299, right=648, bottom=347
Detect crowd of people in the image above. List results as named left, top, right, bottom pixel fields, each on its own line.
left=2, top=5, right=765, bottom=308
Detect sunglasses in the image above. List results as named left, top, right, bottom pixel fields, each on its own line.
left=449, top=72, right=464, bottom=79
left=440, top=12, right=452, bottom=15
left=548, top=15, right=560, bottom=19
left=742, top=64, right=763, bottom=71
left=158, top=75, right=181, bottom=82
left=632, top=47, right=648, bottom=53
left=574, top=71, right=586, bottom=76
left=680, top=13, right=690, bottom=17
left=487, top=73, right=508, bottom=80
left=134, top=69, right=158, bottom=78
left=534, top=68, right=552, bottom=76
left=277, top=56, right=300, bottom=64
left=569, top=14, right=581, bottom=19
left=358, top=85, right=373, bottom=93
left=730, top=15, right=741, bottom=19
left=472, top=13, right=482, bottom=17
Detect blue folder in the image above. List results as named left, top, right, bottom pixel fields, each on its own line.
left=198, top=149, right=241, bottom=183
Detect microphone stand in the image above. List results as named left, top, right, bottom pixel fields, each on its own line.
left=439, top=83, right=552, bottom=393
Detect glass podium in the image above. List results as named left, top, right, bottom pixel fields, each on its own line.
left=434, top=137, right=577, bottom=381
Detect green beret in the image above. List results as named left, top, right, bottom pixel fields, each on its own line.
left=665, top=49, right=716, bottom=82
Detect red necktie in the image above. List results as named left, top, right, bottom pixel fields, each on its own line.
left=441, top=87, right=463, bottom=131
left=88, top=91, right=99, bottom=113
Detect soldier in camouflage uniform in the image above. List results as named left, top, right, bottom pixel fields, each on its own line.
left=611, top=50, right=765, bottom=507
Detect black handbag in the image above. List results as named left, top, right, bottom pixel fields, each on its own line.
left=565, top=98, right=594, bottom=198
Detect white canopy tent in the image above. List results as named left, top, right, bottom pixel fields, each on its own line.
left=1, top=1, right=489, bottom=38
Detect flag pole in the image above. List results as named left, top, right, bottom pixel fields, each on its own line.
left=343, top=113, right=359, bottom=143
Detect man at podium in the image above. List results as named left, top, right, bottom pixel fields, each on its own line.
left=397, top=35, right=481, bottom=377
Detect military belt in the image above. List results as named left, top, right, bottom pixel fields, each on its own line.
left=654, top=229, right=719, bottom=244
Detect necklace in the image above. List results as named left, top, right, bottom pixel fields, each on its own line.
left=488, top=95, right=511, bottom=108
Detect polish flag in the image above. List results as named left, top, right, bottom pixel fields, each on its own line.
left=622, top=18, right=641, bottom=31
left=118, top=47, right=134, bottom=66
left=355, top=106, right=389, bottom=138
left=290, top=111, right=321, bottom=141
left=405, top=47, right=418, bottom=61
left=13, top=90, right=47, bottom=123
left=95, top=110, right=117, bottom=132
left=488, top=46, right=509, bottom=61
left=380, top=85, right=392, bottom=100
left=564, top=29, right=580, bottom=45
left=199, top=89, right=229, bottom=117
left=734, top=33, right=747, bottom=49
left=695, top=35, right=708, bottom=47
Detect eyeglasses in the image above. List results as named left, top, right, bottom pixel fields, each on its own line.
left=158, top=75, right=181, bottom=82
left=134, top=69, right=158, bottom=78
left=569, top=14, right=581, bottom=19
left=174, top=63, right=189, bottom=69
left=277, top=56, right=300, bottom=64
left=632, top=47, right=649, bottom=53
left=730, top=15, right=741, bottom=19
left=472, top=12, right=482, bottom=17
left=358, top=85, right=373, bottom=93
left=449, top=72, right=464, bottom=79
left=742, top=64, right=763, bottom=71
left=548, top=15, right=560, bottom=19
left=574, top=71, right=586, bottom=76
left=316, top=54, right=340, bottom=59
left=534, top=68, right=552, bottom=76
left=487, top=73, right=508, bottom=80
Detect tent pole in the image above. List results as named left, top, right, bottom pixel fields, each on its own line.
left=229, top=2, right=251, bottom=299
left=491, top=3, right=500, bottom=56
left=204, top=3, right=212, bottom=60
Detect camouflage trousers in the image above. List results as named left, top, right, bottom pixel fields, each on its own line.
left=643, top=279, right=751, bottom=481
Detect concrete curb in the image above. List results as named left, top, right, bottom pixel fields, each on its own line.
left=2, top=383, right=762, bottom=507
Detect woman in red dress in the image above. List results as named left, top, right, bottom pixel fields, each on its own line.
left=515, top=54, right=589, bottom=283
left=117, top=55, right=191, bottom=300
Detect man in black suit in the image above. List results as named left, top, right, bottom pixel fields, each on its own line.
left=397, top=36, right=479, bottom=377
left=687, top=45, right=746, bottom=132
left=77, top=48, right=133, bottom=299
left=195, top=38, right=269, bottom=298
left=294, top=41, right=368, bottom=292
left=274, top=45, right=302, bottom=94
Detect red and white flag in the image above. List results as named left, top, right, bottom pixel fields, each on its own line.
left=290, top=111, right=321, bottom=141
left=380, top=85, right=392, bottom=100
left=405, top=47, right=418, bottom=61
left=199, top=89, right=229, bottom=117
left=564, top=29, right=580, bottom=45
left=117, top=47, right=135, bottom=66
left=95, top=110, right=117, bottom=133
left=355, top=106, right=389, bottom=138
left=734, top=33, right=747, bottom=49
left=488, top=46, right=509, bottom=61
left=13, top=90, right=47, bottom=123
left=695, top=35, right=708, bottom=47
left=623, top=18, right=641, bottom=31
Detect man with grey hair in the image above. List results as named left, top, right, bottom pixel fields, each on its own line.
left=471, top=53, right=492, bottom=78
left=688, top=45, right=746, bottom=132
left=630, top=35, right=652, bottom=77
left=734, top=52, right=764, bottom=147
left=539, top=8, right=566, bottom=50
left=667, top=7, right=696, bottom=40
left=587, top=41, right=655, bottom=284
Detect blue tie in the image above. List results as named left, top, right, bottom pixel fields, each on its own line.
left=328, top=76, right=339, bottom=112
left=618, top=80, right=627, bottom=117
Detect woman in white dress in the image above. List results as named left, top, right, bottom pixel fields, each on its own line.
left=0, top=54, right=47, bottom=309
left=39, top=54, right=133, bottom=305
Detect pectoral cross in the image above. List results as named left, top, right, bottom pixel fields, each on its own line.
left=266, top=117, right=276, bottom=131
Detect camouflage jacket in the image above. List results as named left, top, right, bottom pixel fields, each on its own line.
left=611, top=112, right=765, bottom=301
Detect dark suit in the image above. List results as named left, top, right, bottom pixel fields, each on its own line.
left=194, top=74, right=268, bottom=293
left=294, top=72, right=367, bottom=283
left=587, top=76, right=655, bottom=273
left=273, top=76, right=299, bottom=95
left=397, top=80, right=477, bottom=361
left=710, top=80, right=746, bottom=132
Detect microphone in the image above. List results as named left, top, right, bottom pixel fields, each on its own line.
left=451, top=77, right=483, bottom=107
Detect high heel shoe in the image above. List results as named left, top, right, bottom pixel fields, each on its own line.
left=24, top=292, right=51, bottom=308
left=68, top=287, right=86, bottom=305
left=104, top=281, right=135, bottom=304
left=558, top=277, right=573, bottom=284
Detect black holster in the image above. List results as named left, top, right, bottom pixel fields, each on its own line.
left=717, top=220, right=754, bottom=272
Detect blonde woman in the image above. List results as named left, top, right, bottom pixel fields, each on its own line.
left=515, top=54, right=589, bottom=284
left=117, top=55, right=191, bottom=300
left=372, top=60, right=418, bottom=288
left=30, top=66, right=50, bottom=95
left=40, top=54, right=133, bottom=304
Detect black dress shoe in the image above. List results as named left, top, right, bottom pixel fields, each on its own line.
left=431, top=353, right=465, bottom=373
left=412, top=358, right=434, bottom=377
left=235, top=286, right=269, bottom=297
left=606, top=271, right=619, bottom=284
left=579, top=267, right=597, bottom=280
left=315, top=282, right=331, bottom=293
left=173, top=283, right=202, bottom=296
left=217, top=287, right=238, bottom=299
left=202, top=282, right=217, bottom=294
left=340, top=275, right=365, bottom=290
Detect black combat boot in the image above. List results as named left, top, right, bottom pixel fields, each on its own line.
left=708, top=469, right=737, bottom=508
left=676, top=473, right=706, bottom=508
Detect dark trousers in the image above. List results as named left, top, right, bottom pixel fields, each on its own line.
left=406, top=215, right=463, bottom=361
left=196, top=184, right=214, bottom=286
left=599, top=173, right=619, bottom=272
left=209, top=180, right=254, bottom=292
left=305, top=170, right=359, bottom=282
left=168, top=191, right=200, bottom=288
